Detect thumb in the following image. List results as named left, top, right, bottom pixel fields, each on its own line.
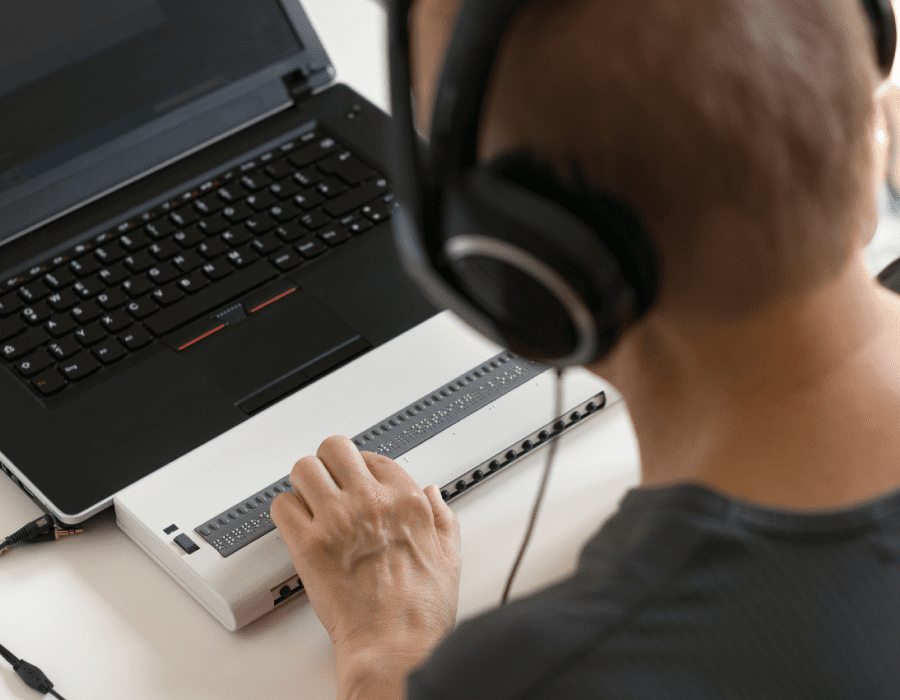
left=424, top=484, right=461, bottom=550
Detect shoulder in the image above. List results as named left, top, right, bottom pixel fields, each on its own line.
left=407, top=487, right=716, bottom=700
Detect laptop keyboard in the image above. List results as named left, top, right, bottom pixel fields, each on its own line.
left=0, top=129, right=393, bottom=398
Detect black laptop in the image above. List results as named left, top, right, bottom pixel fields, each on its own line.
left=0, top=0, right=437, bottom=522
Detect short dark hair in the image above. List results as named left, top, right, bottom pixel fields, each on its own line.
left=482, top=0, right=880, bottom=316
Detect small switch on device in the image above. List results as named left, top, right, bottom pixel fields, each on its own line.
left=174, top=533, right=199, bottom=554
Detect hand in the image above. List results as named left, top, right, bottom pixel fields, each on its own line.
left=270, top=436, right=461, bottom=696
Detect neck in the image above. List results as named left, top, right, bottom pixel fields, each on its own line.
left=595, top=254, right=900, bottom=510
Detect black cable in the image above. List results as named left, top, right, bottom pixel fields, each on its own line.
left=0, top=515, right=84, bottom=558
left=501, top=367, right=565, bottom=605
left=0, top=641, right=68, bottom=698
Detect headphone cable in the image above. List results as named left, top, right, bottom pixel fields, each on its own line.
left=501, top=367, right=565, bottom=605
left=0, top=641, right=68, bottom=699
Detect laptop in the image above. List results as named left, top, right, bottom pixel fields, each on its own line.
left=0, top=0, right=615, bottom=630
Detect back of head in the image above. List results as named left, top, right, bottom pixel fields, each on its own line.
left=480, top=0, right=881, bottom=318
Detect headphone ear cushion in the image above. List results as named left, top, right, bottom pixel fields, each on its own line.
left=485, top=151, right=660, bottom=317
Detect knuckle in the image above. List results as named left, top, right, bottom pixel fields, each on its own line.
left=317, top=434, right=348, bottom=458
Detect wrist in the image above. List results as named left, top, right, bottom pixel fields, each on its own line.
left=336, top=634, right=441, bottom=700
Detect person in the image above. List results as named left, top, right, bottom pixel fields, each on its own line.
left=270, top=0, right=900, bottom=697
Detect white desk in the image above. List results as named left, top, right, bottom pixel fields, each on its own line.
left=2, top=2, right=900, bottom=698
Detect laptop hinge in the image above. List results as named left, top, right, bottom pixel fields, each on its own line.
left=283, top=64, right=334, bottom=100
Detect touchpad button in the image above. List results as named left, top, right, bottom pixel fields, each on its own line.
left=180, top=289, right=357, bottom=404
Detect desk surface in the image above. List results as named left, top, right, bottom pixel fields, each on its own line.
left=2, top=2, right=900, bottom=698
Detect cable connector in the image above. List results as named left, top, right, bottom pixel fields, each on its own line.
left=14, top=658, right=54, bottom=694
left=0, top=514, right=83, bottom=557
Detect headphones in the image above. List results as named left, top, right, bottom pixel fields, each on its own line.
left=387, top=0, right=897, bottom=369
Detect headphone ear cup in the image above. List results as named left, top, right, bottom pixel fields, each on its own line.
left=440, top=151, right=657, bottom=364
left=485, top=152, right=660, bottom=318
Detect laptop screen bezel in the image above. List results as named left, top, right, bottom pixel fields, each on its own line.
left=0, top=0, right=334, bottom=248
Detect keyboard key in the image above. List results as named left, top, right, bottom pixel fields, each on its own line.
left=44, top=315, right=77, bottom=338
left=48, top=253, right=71, bottom=269
left=361, top=202, right=391, bottom=223
left=145, top=219, right=175, bottom=240
left=124, top=250, right=155, bottom=273
left=296, top=235, right=327, bottom=259
left=125, top=296, right=159, bottom=320
left=201, top=259, right=233, bottom=281
left=151, top=283, right=185, bottom=307
left=74, top=322, right=107, bottom=347
left=4, top=274, right=25, bottom=292
left=270, top=248, right=303, bottom=271
left=318, top=151, right=376, bottom=185
left=220, top=228, right=252, bottom=247
left=169, top=207, right=199, bottom=228
left=349, top=218, right=373, bottom=235
left=173, top=226, right=205, bottom=248
left=197, top=238, right=227, bottom=260
left=249, top=233, right=281, bottom=256
left=217, top=182, right=248, bottom=203
left=264, top=158, right=294, bottom=180
left=121, top=275, right=153, bottom=298
left=99, top=310, right=133, bottom=333
left=269, top=202, right=300, bottom=222
left=172, top=250, right=203, bottom=274
left=0, top=316, right=26, bottom=342
left=193, top=195, right=223, bottom=216
left=146, top=263, right=179, bottom=285
left=323, top=178, right=389, bottom=218
left=0, top=292, right=23, bottom=317
left=96, top=288, right=128, bottom=310
left=31, top=369, right=65, bottom=396
left=145, top=260, right=278, bottom=336
left=177, top=271, right=209, bottom=294
left=319, top=227, right=352, bottom=247
left=119, top=325, right=152, bottom=350
left=246, top=192, right=276, bottom=211
left=269, top=178, right=300, bottom=200
left=197, top=214, right=228, bottom=235
left=300, top=210, right=331, bottom=231
left=70, top=301, right=102, bottom=324
left=244, top=213, right=276, bottom=233
left=223, top=203, right=252, bottom=223
left=48, top=336, right=82, bottom=361
left=94, top=244, right=125, bottom=265
left=59, top=352, right=100, bottom=382
left=119, top=231, right=151, bottom=252
left=19, top=280, right=50, bottom=303
left=294, top=166, right=324, bottom=187
left=24, top=263, right=50, bottom=281
left=274, top=222, right=306, bottom=243
left=73, top=275, right=104, bottom=299
left=43, top=268, right=75, bottom=290
left=293, top=190, right=324, bottom=210
left=98, top=263, right=129, bottom=286
left=92, top=339, right=128, bottom=365
left=240, top=172, right=271, bottom=191
left=315, top=177, right=349, bottom=199
left=149, top=239, right=180, bottom=260
left=22, top=302, right=52, bottom=325
left=226, top=245, right=258, bottom=268
left=287, top=137, right=338, bottom=169
left=2, top=329, right=48, bottom=360
left=15, top=350, right=53, bottom=377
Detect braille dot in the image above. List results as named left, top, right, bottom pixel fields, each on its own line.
left=554, top=420, right=566, bottom=432
left=570, top=411, right=582, bottom=422
left=586, top=402, right=597, bottom=413
left=456, top=480, right=467, bottom=492
left=472, top=470, right=484, bottom=482
left=538, top=431, right=549, bottom=441
left=489, top=460, right=501, bottom=471
left=506, top=450, right=517, bottom=461
left=441, top=490, right=451, bottom=501
left=522, top=440, right=533, bottom=451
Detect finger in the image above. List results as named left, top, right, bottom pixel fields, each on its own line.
left=289, top=455, right=340, bottom=514
left=359, top=450, right=418, bottom=488
left=270, top=492, right=312, bottom=540
left=424, top=484, right=459, bottom=537
left=316, top=435, right=376, bottom=490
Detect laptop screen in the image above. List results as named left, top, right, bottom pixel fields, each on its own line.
left=0, top=0, right=306, bottom=244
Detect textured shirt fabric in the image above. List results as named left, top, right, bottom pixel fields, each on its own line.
left=407, top=483, right=900, bottom=699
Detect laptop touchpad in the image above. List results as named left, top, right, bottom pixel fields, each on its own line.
left=179, top=289, right=358, bottom=408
